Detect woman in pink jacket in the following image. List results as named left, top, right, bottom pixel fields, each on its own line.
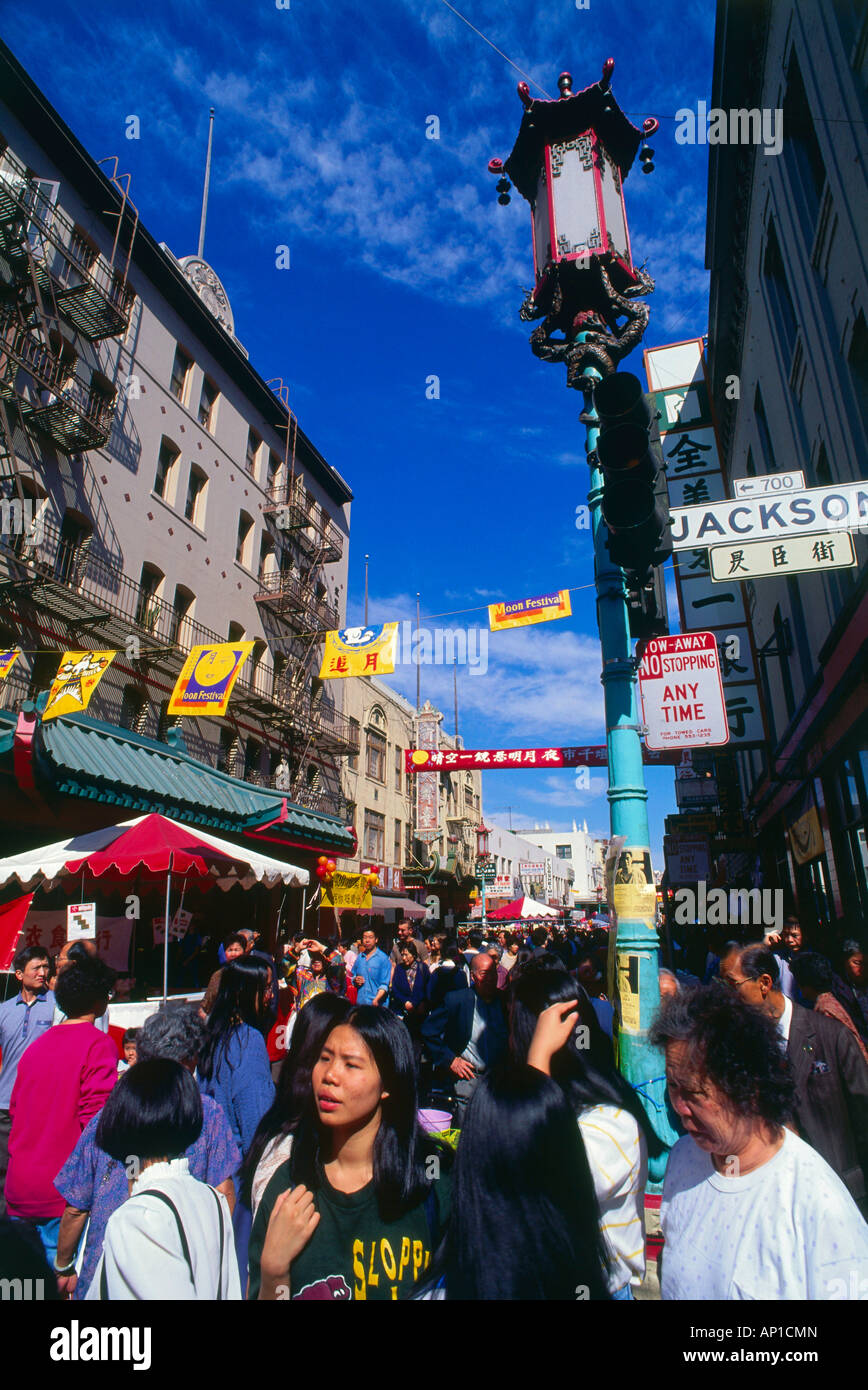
left=6, top=956, right=117, bottom=1266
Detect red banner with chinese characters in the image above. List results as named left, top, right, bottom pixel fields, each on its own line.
left=405, top=745, right=684, bottom=772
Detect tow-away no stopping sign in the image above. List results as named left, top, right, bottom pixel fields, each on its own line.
left=638, top=632, right=729, bottom=750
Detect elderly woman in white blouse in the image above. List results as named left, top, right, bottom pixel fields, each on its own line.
left=87, top=1059, right=240, bottom=1300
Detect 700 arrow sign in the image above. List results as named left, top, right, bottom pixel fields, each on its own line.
left=670, top=480, right=868, bottom=550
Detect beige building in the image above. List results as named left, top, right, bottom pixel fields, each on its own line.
left=0, top=42, right=356, bottom=863
left=339, top=682, right=482, bottom=918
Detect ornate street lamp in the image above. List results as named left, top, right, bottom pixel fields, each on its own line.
left=487, top=61, right=676, bottom=1167
left=475, top=821, right=493, bottom=926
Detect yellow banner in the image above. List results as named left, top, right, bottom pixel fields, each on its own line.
left=319, top=623, right=398, bottom=679
left=168, top=641, right=254, bottom=717
left=489, top=589, right=572, bottom=632
left=43, top=651, right=116, bottom=722
left=0, top=650, right=21, bottom=679
left=321, top=872, right=373, bottom=910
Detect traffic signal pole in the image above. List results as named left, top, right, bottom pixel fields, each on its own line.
left=580, top=355, right=679, bottom=1168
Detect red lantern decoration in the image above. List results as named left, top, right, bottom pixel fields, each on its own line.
left=326, top=860, right=336, bottom=874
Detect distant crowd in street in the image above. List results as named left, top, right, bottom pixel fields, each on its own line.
left=0, top=908, right=866, bottom=1300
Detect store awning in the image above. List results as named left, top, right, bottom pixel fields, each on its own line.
left=0, top=707, right=354, bottom=857
left=357, top=894, right=426, bottom=920
left=0, top=813, right=309, bottom=893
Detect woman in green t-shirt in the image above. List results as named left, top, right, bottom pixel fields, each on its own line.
left=250, top=1006, right=450, bottom=1300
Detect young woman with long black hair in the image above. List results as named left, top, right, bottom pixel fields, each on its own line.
left=198, top=958, right=275, bottom=1166
left=510, top=964, right=666, bottom=1300
left=418, top=1064, right=611, bottom=1300
left=241, top=993, right=351, bottom=1216
left=248, top=1006, right=450, bottom=1301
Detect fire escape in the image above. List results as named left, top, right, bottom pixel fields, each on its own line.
left=253, top=381, right=358, bottom=812
left=0, top=148, right=137, bottom=509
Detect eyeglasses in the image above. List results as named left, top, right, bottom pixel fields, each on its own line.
left=722, top=976, right=753, bottom=990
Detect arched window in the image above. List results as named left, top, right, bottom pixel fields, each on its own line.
left=169, top=585, right=195, bottom=647
left=137, top=563, right=164, bottom=632
left=154, top=437, right=180, bottom=502
left=236, top=511, right=254, bottom=568
left=184, top=465, right=208, bottom=528
left=157, top=698, right=182, bottom=743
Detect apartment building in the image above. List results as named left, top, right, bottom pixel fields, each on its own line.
left=483, top=821, right=574, bottom=910
left=0, top=42, right=356, bottom=863
left=516, top=822, right=606, bottom=909
left=705, top=0, right=868, bottom=932
left=340, top=683, right=482, bottom=921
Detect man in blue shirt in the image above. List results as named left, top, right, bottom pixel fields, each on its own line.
left=352, top=928, right=392, bottom=1006
left=0, top=945, right=54, bottom=1215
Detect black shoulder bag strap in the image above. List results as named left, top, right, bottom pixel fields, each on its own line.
left=97, top=1187, right=194, bottom=1299
left=211, top=1186, right=225, bottom=1301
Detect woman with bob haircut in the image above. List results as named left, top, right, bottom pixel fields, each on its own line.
left=242, top=993, right=352, bottom=1216
left=248, top=1006, right=451, bottom=1300
left=510, top=964, right=666, bottom=1298
left=418, top=1064, right=611, bottom=1300
left=651, top=985, right=868, bottom=1300
left=87, top=1059, right=240, bottom=1299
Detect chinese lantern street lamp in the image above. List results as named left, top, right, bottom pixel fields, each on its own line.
left=488, top=60, right=677, bottom=1162
left=475, top=820, right=493, bottom=927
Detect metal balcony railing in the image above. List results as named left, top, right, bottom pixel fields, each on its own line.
left=0, top=148, right=136, bottom=339
left=262, top=476, right=344, bottom=562
left=0, top=306, right=116, bottom=452
left=254, top=568, right=339, bottom=631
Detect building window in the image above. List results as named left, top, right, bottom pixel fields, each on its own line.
left=184, top=466, right=207, bottom=527
left=555, top=844, right=572, bottom=859
left=348, top=718, right=360, bottom=770
left=847, top=310, right=868, bottom=450
left=244, top=737, right=263, bottom=784
left=754, top=386, right=777, bottom=474
left=54, top=511, right=92, bottom=586
left=236, top=511, right=254, bottom=567
left=366, top=729, right=386, bottom=782
left=198, top=377, right=218, bottom=431
left=217, top=727, right=240, bottom=776
left=157, top=698, right=182, bottom=743
left=395, top=745, right=402, bottom=791
left=394, top=819, right=402, bottom=865
left=170, top=585, right=195, bottom=647
left=170, top=347, right=193, bottom=404
left=120, top=684, right=148, bottom=734
left=246, top=428, right=261, bottom=474
left=364, top=810, right=385, bottom=862
left=782, top=51, right=825, bottom=243
left=154, top=439, right=179, bottom=500
left=137, top=564, right=163, bottom=631
left=268, top=451, right=282, bottom=494
left=763, top=221, right=798, bottom=364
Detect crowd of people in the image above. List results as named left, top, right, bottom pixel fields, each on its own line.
left=0, top=910, right=866, bottom=1300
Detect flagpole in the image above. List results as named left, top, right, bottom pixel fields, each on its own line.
left=364, top=555, right=369, bottom=625
left=416, top=592, right=421, bottom=713
left=162, top=851, right=173, bottom=1007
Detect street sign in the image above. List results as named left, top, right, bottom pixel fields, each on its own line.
left=709, top=530, right=856, bottom=581
left=638, top=632, right=729, bottom=750
left=664, top=838, right=711, bottom=882
left=67, top=901, right=96, bottom=940
left=732, top=471, right=805, bottom=498
left=671, top=480, right=868, bottom=550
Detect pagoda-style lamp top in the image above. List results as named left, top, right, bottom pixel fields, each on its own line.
left=476, top=821, right=491, bottom=858
left=488, top=59, right=659, bottom=295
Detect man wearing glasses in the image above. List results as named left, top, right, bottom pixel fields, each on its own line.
left=720, top=941, right=868, bottom=1216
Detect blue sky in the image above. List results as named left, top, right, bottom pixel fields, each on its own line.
left=4, top=0, right=716, bottom=861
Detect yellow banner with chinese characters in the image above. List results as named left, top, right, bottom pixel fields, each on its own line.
left=489, top=589, right=572, bottom=632
left=321, top=872, right=373, bottom=910
left=0, top=650, right=21, bottom=680
left=43, top=651, right=117, bottom=722
left=319, top=624, right=398, bottom=680
left=168, top=642, right=255, bottom=717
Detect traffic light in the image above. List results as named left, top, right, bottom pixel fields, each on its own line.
left=625, top=566, right=668, bottom=639
left=594, top=371, right=673, bottom=576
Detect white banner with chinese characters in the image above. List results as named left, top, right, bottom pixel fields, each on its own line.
left=18, top=912, right=133, bottom=973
